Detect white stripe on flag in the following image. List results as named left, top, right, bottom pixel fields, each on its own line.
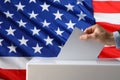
left=116, top=58, right=120, bottom=61
left=0, top=57, right=32, bottom=69
left=94, top=13, right=120, bottom=24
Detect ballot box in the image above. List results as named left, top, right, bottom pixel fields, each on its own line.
left=27, top=58, right=120, bottom=80
left=27, top=28, right=120, bottom=80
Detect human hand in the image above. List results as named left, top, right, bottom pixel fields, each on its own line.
left=80, top=24, right=115, bottom=45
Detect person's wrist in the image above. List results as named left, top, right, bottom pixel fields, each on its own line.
left=106, top=32, right=115, bottom=45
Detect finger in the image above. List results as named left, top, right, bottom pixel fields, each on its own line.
left=84, top=27, right=94, bottom=34
left=80, top=34, right=94, bottom=40
left=84, top=24, right=97, bottom=33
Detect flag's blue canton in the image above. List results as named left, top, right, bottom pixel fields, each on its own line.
left=0, top=0, right=95, bottom=57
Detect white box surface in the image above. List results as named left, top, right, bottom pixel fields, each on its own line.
left=27, top=58, right=120, bottom=80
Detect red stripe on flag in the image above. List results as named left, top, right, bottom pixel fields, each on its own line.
left=0, top=68, right=26, bottom=80
left=98, top=47, right=120, bottom=58
left=96, top=22, right=120, bottom=32
left=93, top=1, right=120, bottom=13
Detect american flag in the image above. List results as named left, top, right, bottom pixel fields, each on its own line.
left=0, top=0, right=95, bottom=79
left=0, top=0, right=120, bottom=80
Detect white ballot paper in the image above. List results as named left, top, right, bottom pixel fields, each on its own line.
left=57, top=27, right=104, bottom=60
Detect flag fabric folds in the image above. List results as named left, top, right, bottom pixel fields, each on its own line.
left=0, top=0, right=95, bottom=80
left=0, top=0, right=94, bottom=57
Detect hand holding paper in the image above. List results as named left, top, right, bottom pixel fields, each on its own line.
left=58, top=27, right=104, bottom=60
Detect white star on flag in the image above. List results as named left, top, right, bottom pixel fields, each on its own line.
left=19, top=36, right=28, bottom=46
left=0, top=39, right=3, bottom=46
left=54, top=0, right=60, bottom=3
left=65, top=20, right=75, bottom=29
left=17, top=19, right=27, bottom=27
left=65, top=3, right=74, bottom=11
left=8, top=44, right=17, bottom=53
left=77, top=0, right=84, bottom=5
left=55, top=27, right=64, bottom=36
left=58, top=45, right=63, bottom=49
left=44, top=36, right=53, bottom=45
left=29, top=0, right=36, bottom=3
left=32, top=43, right=43, bottom=53
left=15, top=2, right=25, bottom=11
left=0, top=21, right=3, bottom=24
left=4, top=0, right=11, bottom=3
left=6, top=26, right=16, bottom=36
left=53, top=10, right=63, bottom=20
left=31, top=27, right=40, bottom=35
left=77, top=11, right=87, bottom=21
left=4, top=11, right=14, bottom=18
left=80, top=28, right=84, bottom=31
left=40, top=2, right=50, bottom=11
left=42, top=20, right=51, bottom=27
left=28, top=11, right=38, bottom=19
